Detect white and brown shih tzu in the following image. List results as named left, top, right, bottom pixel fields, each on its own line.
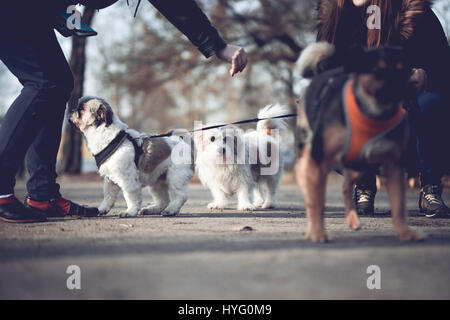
left=69, top=96, right=194, bottom=218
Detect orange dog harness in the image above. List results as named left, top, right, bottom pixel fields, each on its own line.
left=342, top=79, right=405, bottom=167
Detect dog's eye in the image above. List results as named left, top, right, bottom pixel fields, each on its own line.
left=76, top=104, right=84, bottom=118
left=210, top=136, right=216, bottom=142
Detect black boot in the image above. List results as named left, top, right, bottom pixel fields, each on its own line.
left=354, top=185, right=377, bottom=215
left=419, top=184, right=449, bottom=218
left=354, top=172, right=377, bottom=215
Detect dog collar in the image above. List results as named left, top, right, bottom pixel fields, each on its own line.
left=342, top=79, right=405, bottom=167
left=94, top=130, right=142, bottom=168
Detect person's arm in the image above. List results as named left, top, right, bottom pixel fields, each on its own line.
left=408, top=7, right=450, bottom=94
left=148, top=0, right=247, bottom=76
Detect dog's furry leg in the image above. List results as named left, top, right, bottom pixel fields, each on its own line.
left=161, top=166, right=191, bottom=216
left=262, top=177, right=281, bottom=209
left=342, top=170, right=361, bottom=230
left=121, top=188, right=142, bottom=218
left=98, top=178, right=120, bottom=215
left=207, top=187, right=228, bottom=211
left=384, top=163, right=422, bottom=241
left=163, top=185, right=188, bottom=216
left=253, top=184, right=265, bottom=208
left=297, top=147, right=328, bottom=243
left=140, top=181, right=170, bottom=215
left=110, top=170, right=142, bottom=218
left=237, top=182, right=255, bottom=211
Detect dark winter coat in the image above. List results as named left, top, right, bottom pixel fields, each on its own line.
left=316, top=0, right=450, bottom=94
left=2, top=0, right=227, bottom=58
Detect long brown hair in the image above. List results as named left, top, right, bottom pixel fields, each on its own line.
left=317, top=0, right=404, bottom=48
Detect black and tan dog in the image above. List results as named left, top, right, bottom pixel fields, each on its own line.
left=295, top=42, right=422, bottom=242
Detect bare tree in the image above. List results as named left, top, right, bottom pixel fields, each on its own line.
left=99, top=0, right=317, bottom=133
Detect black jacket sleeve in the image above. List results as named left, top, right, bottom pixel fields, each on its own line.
left=406, top=7, right=450, bottom=95
left=148, top=0, right=227, bottom=58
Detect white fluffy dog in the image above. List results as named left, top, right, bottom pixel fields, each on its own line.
left=69, top=96, right=194, bottom=217
left=194, top=104, right=289, bottom=211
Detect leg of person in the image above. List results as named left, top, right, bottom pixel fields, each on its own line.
left=0, top=6, right=97, bottom=221
left=415, top=91, right=450, bottom=217
left=20, top=36, right=99, bottom=217
left=0, top=7, right=59, bottom=222
left=23, top=106, right=99, bottom=218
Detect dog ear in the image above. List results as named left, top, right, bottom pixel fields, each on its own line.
left=95, top=103, right=113, bottom=127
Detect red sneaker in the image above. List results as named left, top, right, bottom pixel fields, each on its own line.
left=24, top=197, right=99, bottom=218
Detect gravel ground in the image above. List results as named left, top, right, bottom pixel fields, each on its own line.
left=1, top=175, right=450, bottom=300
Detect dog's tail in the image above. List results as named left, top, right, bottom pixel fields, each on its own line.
left=296, top=42, right=336, bottom=79
left=256, top=103, right=290, bottom=136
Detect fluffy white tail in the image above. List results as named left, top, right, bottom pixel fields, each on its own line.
left=296, top=41, right=335, bottom=78
left=257, top=104, right=290, bottom=135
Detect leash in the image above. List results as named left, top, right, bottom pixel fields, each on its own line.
left=126, top=0, right=142, bottom=18
left=93, top=113, right=296, bottom=168
left=145, top=113, right=298, bottom=139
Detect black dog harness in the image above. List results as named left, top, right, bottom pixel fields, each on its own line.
left=94, top=130, right=142, bottom=168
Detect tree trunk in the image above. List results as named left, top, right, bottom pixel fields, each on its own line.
left=59, top=8, right=96, bottom=174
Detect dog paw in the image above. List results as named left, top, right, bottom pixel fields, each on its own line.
left=305, top=229, right=329, bottom=243
left=98, top=209, right=109, bottom=216
left=346, top=210, right=361, bottom=230
left=398, top=229, right=424, bottom=242
left=161, top=209, right=179, bottom=217
left=97, top=206, right=110, bottom=216
left=253, top=201, right=264, bottom=208
left=139, top=206, right=163, bottom=215
left=262, top=201, right=277, bottom=209
left=120, top=211, right=138, bottom=218
left=238, top=203, right=256, bottom=211
left=208, top=202, right=225, bottom=211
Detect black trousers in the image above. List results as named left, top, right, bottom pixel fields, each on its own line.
left=0, top=5, right=74, bottom=201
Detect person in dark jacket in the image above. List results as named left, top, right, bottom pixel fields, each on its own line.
left=0, top=1, right=248, bottom=223
left=316, top=0, right=450, bottom=217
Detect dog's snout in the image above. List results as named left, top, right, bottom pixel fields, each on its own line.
left=68, top=110, right=81, bottom=129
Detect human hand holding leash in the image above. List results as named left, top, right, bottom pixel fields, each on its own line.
left=216, top=45, right=248, bottom=77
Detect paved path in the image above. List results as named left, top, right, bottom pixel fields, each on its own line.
left=1, top=176, right=450, bottom=299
